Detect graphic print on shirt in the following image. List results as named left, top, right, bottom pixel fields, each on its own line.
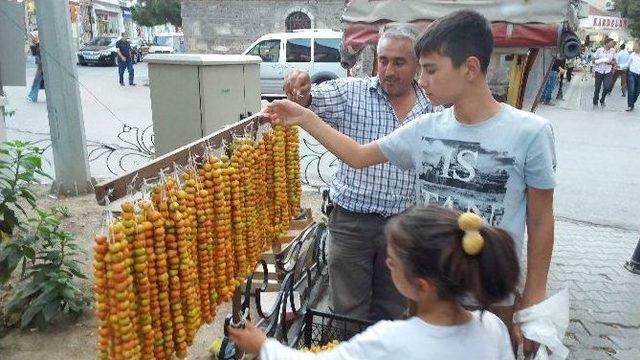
left=417, top=137, right=515, bottom=225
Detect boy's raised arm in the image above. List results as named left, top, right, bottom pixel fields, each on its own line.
left=263, top=99, right=388, bottom=169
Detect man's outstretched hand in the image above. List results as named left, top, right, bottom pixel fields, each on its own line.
left=284, top=71, right=312, bottom=107
left=262, top=99, right=316, bottom=127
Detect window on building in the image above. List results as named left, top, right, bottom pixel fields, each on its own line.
left=314, top=38, right=341, bottom=63
left=247, top=39, right=281, bottom=62
left=285, top=11, right=311, bottom=31
left=286, top=38, right=311, bottom=62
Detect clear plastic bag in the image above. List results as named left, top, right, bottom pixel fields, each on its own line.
left=514, top=289, right=570, bottom=360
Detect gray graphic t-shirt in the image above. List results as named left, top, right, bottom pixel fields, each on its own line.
left=377, top=103, right=556, bottom=256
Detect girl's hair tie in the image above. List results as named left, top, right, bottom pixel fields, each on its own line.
left=457, top=212, right=484, bottom=256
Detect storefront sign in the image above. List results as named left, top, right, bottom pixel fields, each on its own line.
left=584, top=15, right=629, bottom=29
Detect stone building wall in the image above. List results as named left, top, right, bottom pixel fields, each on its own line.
left=181, top=0, right=346, bottom=54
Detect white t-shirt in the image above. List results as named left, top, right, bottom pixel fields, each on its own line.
left=376, top=104, right=557, bottom=257
left=629, top=52, right=640, bottom=75
left=260, top=311, right=514, bottom=360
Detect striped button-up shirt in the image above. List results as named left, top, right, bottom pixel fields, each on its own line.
left=593, top=47, right=616, bottom=74
left=310, top=77, right=440, bottom=217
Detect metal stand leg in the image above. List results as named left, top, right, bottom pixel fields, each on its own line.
left=625, top=238, right=640, bottom=275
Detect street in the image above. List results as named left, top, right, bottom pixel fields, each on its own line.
left=3, top=60, right=153, bottom=180
left=536, top=72, right=640, bottom=360
left=2, top=63, right=640, bottom=359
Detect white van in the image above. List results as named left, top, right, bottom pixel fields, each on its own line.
left=148, top=32, right=186, bottom=54
left=242, top=29, right=346, bottom=97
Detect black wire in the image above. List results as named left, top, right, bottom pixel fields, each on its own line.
left=0, top=2, right=132, bottom=127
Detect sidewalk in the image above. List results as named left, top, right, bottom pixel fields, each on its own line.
left=542, top=70, right=631, bottom=112
left=551, top=221, right=639, bottom=360
left=538, top=71, right=639, bottom=360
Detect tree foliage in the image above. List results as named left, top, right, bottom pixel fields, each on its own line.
left=617, top=0, right=640, bottom=38
left=132, top=0, right=182, bottom=27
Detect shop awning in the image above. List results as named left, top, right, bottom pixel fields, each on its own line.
left=341, top=1, right=577, bottom=52
left=343, top=0, right=575, bottom=24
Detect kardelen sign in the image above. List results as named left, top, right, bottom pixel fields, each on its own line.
left=584, top=15, right=629, bottom=29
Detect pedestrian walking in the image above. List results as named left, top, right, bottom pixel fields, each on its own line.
left=116, top=32, right=135, bottom=86
left=626, top=41, right=640, bottom=112
left=542, top=57, right=565, bottom=104
left=612, top=43, right=631, bottom=97
left=265, top=10, right=557, bottom=356
left=566, top=57, right=576, bottom=82
left=229, top=206, right=519, bottom=360
left=283, top=25, right=441, bottom=322
left=592, top=38, right=616, bottom=108
left=26, top=31, right=44, bottom=103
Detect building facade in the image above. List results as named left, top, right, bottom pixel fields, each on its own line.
left=579, top=0, right=631, bottom=45
left=181, top=0, right=347, bottom=53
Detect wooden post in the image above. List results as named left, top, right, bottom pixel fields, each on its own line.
left=34, top=0, right=92, bottom=196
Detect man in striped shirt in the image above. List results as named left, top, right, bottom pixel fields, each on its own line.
left=283, top=25, right=440, bottom=321
left=592, top=38, right=616, bottom=108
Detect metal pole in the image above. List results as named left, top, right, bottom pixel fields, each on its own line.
left=0, top=62, right=6, bottom=145
left=34, top=0, right=92, bottom=196
left=625, top=238, right=640, bottom=275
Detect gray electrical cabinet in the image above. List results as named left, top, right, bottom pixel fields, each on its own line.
left=146, top=54, right=262, bottom=156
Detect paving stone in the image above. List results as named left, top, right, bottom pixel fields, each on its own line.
left=567, top=320, right=590, bottom=336
left=613, top=349, right=640, bottom=360
left=608, top=335, right=640, bottom=351
left=575, top=333, right=616, bottom=349
left=563, top=332, right=580, bottom=347
left=569, top=347, right=614, bottom=360
left=581, top=321, right=624, bottom=338
left=594, top=301, right=637, bottom=314
left=522, top=208, right=640, bottom=355
left=590, top=312, right=633, bottom=327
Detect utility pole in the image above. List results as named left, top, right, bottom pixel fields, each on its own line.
left=34, top=0, right=93, bottom=196
left=0, top=71, right=6, bottom=145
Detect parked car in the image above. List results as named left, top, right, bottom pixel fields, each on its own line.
left=77, top=36, right=119, bottom=66
left=148, top=32, right=186, bottom=55
left=242, top=29, right=346, bottom=97
left=129, top=37, right=148, bottom=63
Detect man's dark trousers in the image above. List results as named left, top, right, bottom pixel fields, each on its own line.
left=327, top=205, right=406, bottom=322
left=118, top=58, right=134, bottom=85
left=593, top=72, right=611, bottom=105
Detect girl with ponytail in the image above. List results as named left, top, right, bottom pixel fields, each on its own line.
left=229, top=205, right=519, bottom=359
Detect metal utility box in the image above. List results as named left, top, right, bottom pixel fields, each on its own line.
left=146, top=54, right=262, bottom=156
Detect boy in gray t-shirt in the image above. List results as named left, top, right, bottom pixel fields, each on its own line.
left=377, top=102, right=556, bottom=257
left=263, top=10, right=555, bottom=356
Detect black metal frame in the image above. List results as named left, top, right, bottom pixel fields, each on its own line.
left=297, top=309, right=373, bottom=349
left=227, top=222, right=329, bottom=345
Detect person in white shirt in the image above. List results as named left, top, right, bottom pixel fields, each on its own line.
left=626, top=41, right=640, bottom=112
left=229, top=206, right=519, bottom=360
left=592, top=38, right=616, bottom=107
left=612, top=43, right=631, bottom=96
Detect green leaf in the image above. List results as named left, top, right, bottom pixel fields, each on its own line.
left=0, top=247, right=22, bottom=282
left=13, top=202, right=28, bottom=217
left=19, top=280, right=45, bottom=299
left=64, top=267, right=87, bottom=280
left=61, top=287, right=75, bottom=300
left=22, top=246, right=36, bottom=261
left=20, top=155, right=42, bottom=169
left=0, top=242, right=15, bottom=262
left=5, top=292, right=27, bottom=313
left=31, top=284, right=57, bottom=307
left=19, top=189, right=38, bottom=208
left=42, top=301, right=60, bottom=322
left=20, top=302, right=42, bottom=328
